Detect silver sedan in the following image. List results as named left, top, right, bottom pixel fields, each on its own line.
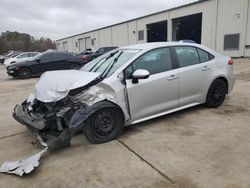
left=13, top=42, right=235, bottom=149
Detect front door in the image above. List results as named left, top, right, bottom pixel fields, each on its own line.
left=125, top=47, right=179, bottom=122
left=32, top=53, right=57, bottom=75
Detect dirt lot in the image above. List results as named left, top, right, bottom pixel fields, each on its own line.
left=0, top=59, right=250, bottom=188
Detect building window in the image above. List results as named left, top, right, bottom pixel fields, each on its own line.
left=138, top=30, right=144, bottom=41
left=224, top=34, right=240, bottom=51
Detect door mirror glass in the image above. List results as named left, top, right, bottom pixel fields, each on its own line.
left=132, top=69, right=150, bottom=84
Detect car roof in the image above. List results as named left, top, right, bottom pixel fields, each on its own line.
left=18, top=52, right=39, bottom=55
left=119, top=42, right=203, bottom=50
left=42, top=51, right=73, bottom=54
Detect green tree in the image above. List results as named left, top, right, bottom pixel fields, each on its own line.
left=0, top=31, right=56, bottom=54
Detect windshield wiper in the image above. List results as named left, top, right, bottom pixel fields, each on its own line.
left=90, top=51, right=119, bottom=72
left=101, top=51, right=123, bottom=78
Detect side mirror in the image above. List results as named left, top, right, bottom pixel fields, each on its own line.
left=132, top=69, right=150, bottom=84
left=36, top=58, right=40, bottom=63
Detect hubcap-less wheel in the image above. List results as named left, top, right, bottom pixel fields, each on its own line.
left=84, top=105, right=124, bottom=144
left=210, top=85, right=225, bottom=106
left=206, top=79, right=227, bottom=108
left=18, top=68, right=31, bottom=79
left=92, top=110, right=116, bottom=139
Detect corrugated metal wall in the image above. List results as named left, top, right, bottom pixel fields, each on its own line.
left=244, top=0, right=250, bottom=56
left=56, top=0, right=250, bottom=57
left=216, top=0, right=249, bottom=57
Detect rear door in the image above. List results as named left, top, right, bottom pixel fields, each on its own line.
left=173, top=46, right=213, bottom=106
left=125, top=47, right=179, bottom=121
left=53, top=52, right=74, bottom=70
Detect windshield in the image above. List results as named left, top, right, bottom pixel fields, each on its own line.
left=30, top=53, right=41, bottom=60
left=34, top=53, right=44, bottom=60
left=81, top=49, right=140, bottom=77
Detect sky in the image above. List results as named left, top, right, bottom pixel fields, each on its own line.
left=0, top=0, right=198, bottom=40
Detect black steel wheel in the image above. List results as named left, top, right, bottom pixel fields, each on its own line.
left=84, top=107, right=124, bottom=144
left=206, top=79, right=227, bottom=108
left=18, top=68, right=31, bottom=79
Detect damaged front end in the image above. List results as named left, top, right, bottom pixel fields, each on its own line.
left=12, top=68, right=129, bottom=150
left=13, top=85, right=124, bottom=150
left=12, top=70, right=112, bottom=150
left=13, top=94, right=82, bottom=150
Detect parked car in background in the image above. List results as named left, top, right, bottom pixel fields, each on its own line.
left=4, top=52, right=40, bottom=66
left=7, top=51, right=23, bottom=59
left=80, top=50, right=93, bottom=63
left=0, top=51, right=21, bottom=64
left=13, top=42, right=235, bottom=148
left=88, top=46, right=118, bottom=61
left=7, top=51, right=86, bottom=78
left=80, top=50, right=93, bottom=55
left=0, top=52, right=11, bottom=64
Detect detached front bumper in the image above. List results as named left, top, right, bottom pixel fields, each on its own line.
left=13, top=97, right=114, bottom=150
left=13, top=104, right=45, bottom=131
left=13, top=104, right=71, bottom=149
left=13, top=100, right=93, bottom=150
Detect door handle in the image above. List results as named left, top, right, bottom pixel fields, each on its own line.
left=202, top=66, right=210, bottom=71
left=168, top=75, right=178, bottom=81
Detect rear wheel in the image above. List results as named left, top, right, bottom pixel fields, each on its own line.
left=18, top=68, right=31, bottom=79
left=84, top=107, right=124, bottom=144
left=206, top=79, right=227, bottom=108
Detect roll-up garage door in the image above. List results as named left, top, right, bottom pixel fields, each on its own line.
left=85, top=37, right=91, bottom=50
left=78, top=38, right=84, bottom=52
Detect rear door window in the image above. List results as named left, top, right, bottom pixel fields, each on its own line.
left=197, top=48, right=210, bottom=63
left=175, top=46, right=200, bottom=67
left=57, top=53, right=74, bottom=60
left=40, top=53, right=56, bottom=62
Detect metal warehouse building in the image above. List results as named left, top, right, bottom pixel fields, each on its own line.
left=56, top=0, right=250, bottom=57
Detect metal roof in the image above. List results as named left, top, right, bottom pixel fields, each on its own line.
left=56, top=0, right=209, bottom=41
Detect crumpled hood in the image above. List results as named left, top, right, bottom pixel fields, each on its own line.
left=35, top=70, right=101, bottom=102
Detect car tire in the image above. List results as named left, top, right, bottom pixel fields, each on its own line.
left=70, top=63, right=80, bottom=70
left=206, top=79, right=227, bottom=108
left=84, top=107, right=124, bottom=144
left=18, top=68, right=31, bottom=79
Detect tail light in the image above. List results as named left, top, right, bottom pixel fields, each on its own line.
left=228, top=59, right=234, bottom=65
